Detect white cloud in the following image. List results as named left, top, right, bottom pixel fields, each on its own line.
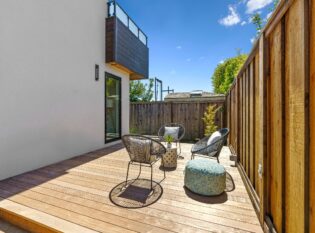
left=176, top=45, right=182, bottom=50
left=186, top=58, right=191, bottom=62
left=199, top=56, right=205, bottom=60
left=250, top=37, right=256, bottom=44
left=266, top=12, right=273, bottom=20
left=246, top=0, right=273, bottom=14
left=219, top=60, right=225, bottom=64
left=241, top=21, right=247, bottom=26
left=219, top=6, right=241, bottom=26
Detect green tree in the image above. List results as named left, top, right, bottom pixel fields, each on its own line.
left=211, top=54, right=247, bottom=94
left=251, top=0, right=280, bottom=35
left=130, top=78, right=154, bottom=102
left=251, top=13, right=263, bottom=34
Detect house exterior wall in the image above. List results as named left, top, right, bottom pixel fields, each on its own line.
left=0, top=0, right=130, bottom=180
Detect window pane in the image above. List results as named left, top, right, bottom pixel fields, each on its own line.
left=116, top=5, right=128, bottom=26
left=105, top=75, right=121, bottom=143
left=128, top=19, right=138, bottom=37
left=139, top=31, right=147, bottom=45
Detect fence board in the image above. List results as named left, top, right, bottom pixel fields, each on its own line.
left=268, top=22, right=284, bottom=232
left=254, top=53, right=260, bottom=198
left=310, top=0, right=315, bottom=231
left=242, top=72, right=247, bottom=169
left=239, top=77, right=243, bottom=164
left=249, top=61, right=255, bottom=185
left=242, top=71, right=247, bottom=173
left=284, top=0, right=307, bottom=231
left=258, top=35, right=268, bottom=224
left=246, top=68, right=249, bottom=177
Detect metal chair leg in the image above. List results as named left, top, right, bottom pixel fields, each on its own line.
left=136, top=163, right=142, bottom=179
left=178, top=141, right=182, bottom=155
left=161, top=157, right=166, bottom=179
left=150, top=164, right=153, bottom=190
left=125, top=162, right=131, bottom=187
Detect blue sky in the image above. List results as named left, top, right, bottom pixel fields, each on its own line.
left=118, top=0, right=274, bottom=95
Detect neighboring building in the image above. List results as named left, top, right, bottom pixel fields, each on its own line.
left=0, top=0, right=148, bottom=180
left=164, top=91, right=225, bottom=102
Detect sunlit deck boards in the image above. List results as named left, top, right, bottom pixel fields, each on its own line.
left=0, top=143, right=262, bottom=233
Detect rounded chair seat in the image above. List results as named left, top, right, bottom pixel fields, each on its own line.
left=184, top=159, right=226, bottom=196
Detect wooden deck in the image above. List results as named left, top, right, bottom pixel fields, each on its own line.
left=0, top=143, right=262, bottom=233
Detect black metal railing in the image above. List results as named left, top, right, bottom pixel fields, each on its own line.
left=107, top=0, right=148, bottom=46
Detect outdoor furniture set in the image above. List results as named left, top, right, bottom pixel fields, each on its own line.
left=122, top=124, right=230, bottom=197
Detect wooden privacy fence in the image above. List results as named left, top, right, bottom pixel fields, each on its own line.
left=130, top=101, right=225, bottom=141
left=225, top=0, right=314, bottom=232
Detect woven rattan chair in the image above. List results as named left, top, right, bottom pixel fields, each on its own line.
left=122, top=135, right=167, bottom=190
left=191, top=128, right=229, bottom=163
left=158, top=123, right=185, bottom=155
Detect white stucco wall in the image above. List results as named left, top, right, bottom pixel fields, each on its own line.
left=0, top=0, right=130, bottom=180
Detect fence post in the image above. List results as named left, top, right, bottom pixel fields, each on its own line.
left=170, top=102, right=173, bottom=123
left=258, top=31, right=269, bottom=227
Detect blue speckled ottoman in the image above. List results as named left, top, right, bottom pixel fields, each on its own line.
left=184, top=159, right=226, bottom=196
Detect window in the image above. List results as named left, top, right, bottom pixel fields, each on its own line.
left=105, top=73, right=121, bottom=143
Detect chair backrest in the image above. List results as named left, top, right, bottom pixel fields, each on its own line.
left=158, top=123, right=185, bottom=141
left=192, top=128, right=230, bottom=158
left=122, top=135, right=166, bottom=164
left=209, top=128, right=230, bottom=157
left=218, top=128, right=229, bottom=143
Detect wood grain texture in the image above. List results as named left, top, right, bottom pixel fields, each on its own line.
left=243, top=73, right=247, bottom=174
left=249, top=61, right=255, bottom=185
left=268, top=22, right=284, bottom=232
left=0, top=144, right=262, bottom=233
left=254, top=53, right=261, bottom=199
left=246, top=68, right=250, bottom=177
left=310, top=0, right=315, bottom=231
left=258, top=35, right=267, bottom=224
left=284, top=0, right=307, bottom=231
left=240, top=76, right=243, bottom=164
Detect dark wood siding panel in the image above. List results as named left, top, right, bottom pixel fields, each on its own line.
left=106, top=17, right=116, bottom=62
left=106, top=17, right=149, bottom=79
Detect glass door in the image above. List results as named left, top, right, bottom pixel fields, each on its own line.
left=105, top=73, right=121, bottom=143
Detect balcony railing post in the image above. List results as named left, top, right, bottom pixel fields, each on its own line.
left=113, top=1, right=116, bottom=17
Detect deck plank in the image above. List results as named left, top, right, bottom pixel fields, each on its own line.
left=0, top=144, right=262, bottom=233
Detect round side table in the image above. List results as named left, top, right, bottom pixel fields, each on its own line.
left=162, top=147, right=177, bottom=168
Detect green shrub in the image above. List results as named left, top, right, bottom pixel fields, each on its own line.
left=202, top=105, right=219, bottom=137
